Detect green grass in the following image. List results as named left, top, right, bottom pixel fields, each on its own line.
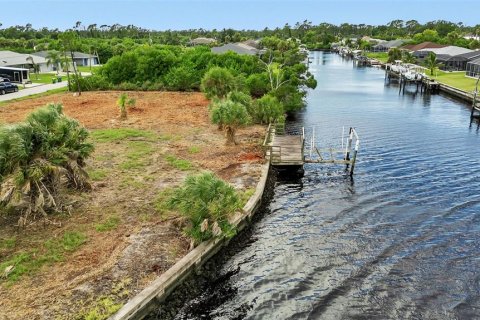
left=154, top=187, right=176, bottom=215
left=88, top=169, right=109, bottom=181
left=0, top=237, right=16, bottom=250
left=77, top=65, right=101, bottom=74
left=82, top=297, right=122, bottom=320
left=90, top=128, right=155, bottom=143
left=0, top=231, right=86, bottom=284
left=95, top=216, right=121, bottom=232
left=430, top=70, right=478, bottom=93
left=165, top=154, right=192, bottom=171
left=188, top=146, right=201, bottom=154
left=365, top=52, right=389, bottom=63
left=120, top=141, right=155, bottom=170
left=0, top=86, right=68, bottom=107
left=30, top=73, right=64, bottom=84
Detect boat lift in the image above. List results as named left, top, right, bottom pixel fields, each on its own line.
left=263, top=124, right=360, bottom=176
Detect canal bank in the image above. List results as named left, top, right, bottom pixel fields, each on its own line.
left=156, top=51, right=480, bottom=319
left=110, top=162, right=274, bottom=320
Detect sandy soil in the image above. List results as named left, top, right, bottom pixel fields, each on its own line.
left=0, top=91, right=265, bottom=319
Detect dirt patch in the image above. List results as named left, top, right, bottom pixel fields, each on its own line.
left=0, top=91, right=265, bottom=319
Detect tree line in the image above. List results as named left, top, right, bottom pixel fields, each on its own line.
left=1, top=20, right=479, bottom=62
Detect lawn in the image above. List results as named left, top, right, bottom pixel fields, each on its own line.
left=365, top=52, right=389, bottom=63
left=77, top=65, right=101, bottom=74
left=30, top=73, right=64, bottom=84
left=431, top=70, right=479, bottom=93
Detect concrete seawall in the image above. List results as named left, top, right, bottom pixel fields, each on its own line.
left=109, top=162, right=271, bottom=320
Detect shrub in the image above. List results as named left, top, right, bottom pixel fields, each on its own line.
left=0, top=104, right=93, bottom=224
left=167, top=172, right=241, bottom=245
left=201, top=67, right=236, bottom=99
left=164, top=63, right=200, bottom=91
left=251, top=94, right=284, bottom=124
left=246, top=73, right=271, bottom=98
left=210, top=99, right=251, bottom=145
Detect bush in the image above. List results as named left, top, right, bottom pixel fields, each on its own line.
left=251, top=94, right=284, bottom=124
left=246, top=73, right=271, bottom=98
left=164, top=63, right=200, bottom=91
left=167, top=172, right=241, bottom=245
left=210, top=99, right=251, bottom=145
left=71, top=74, right=112, bottom=91
left=201, top=67, right=236, bottom=99
left=0, top=104, right=93, bottom=224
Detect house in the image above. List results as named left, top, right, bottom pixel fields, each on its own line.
left=413, top=46, right=474, bottom=70
left=402, top=42, right=447, bottom=53
left=0, top=66, right=30, bottom=83
left=466, top=58, right=480, bottom=78
left=33, top=51, right=100, bottom=67
left=442, top=51, right=480, bottom=71
left=211, top=43, right=260, bottom=56
left=372, top=40, right=406, bottom=52
left=189, top=37, right=216, bottom=46
left=0, top=50, right=51, bottom=75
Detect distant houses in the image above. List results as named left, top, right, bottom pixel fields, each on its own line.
left=372, top=40, right=406, bottom=52
left=211, top=42, right=261, bottom=56
left=189, top=37, right=216, bottom=46
left=32, top=51, right=100, bottom=67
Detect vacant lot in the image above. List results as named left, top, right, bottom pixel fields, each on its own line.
left=0, top=91, right=265, bottom=319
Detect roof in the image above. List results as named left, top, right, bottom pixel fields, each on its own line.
left=417, top=46, right=473, bottom=56
left=435, top=54, right=453, bottom=62
left=374, top=39, right=406, bottom=49
left=190, top=37, right=216, bottom=45
left=467, top=58, right=480, bottom=66
left=32, top=51, right=97, bottom=59
left=0, top=50, right=48, bottom=67
left=0, top=66, right=29, bottom=71
left=402, top=42, right=447, bottom=52
left=455, top=51, right=480, bottom=60
left=211, top=43, right=259, bottom=55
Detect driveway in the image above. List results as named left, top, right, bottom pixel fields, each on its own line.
left=0, top=81, right=69, bottom=102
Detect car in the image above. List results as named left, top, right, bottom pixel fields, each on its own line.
left=0, top=81, right=18, bottom=95
left=0, top=74, right=12, bottom=81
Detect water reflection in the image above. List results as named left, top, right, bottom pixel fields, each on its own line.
left=161, top=52, right=480, bottom=320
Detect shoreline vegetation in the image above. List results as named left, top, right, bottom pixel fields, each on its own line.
left=0, top=34, right=315, bottom=319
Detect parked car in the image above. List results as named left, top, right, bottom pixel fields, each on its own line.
left=0, top=74, right=12, bottom=81
left=0, top=81, right=18, bottom=94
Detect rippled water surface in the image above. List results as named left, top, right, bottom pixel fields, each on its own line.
left=171, top=52, right=480, bottom=319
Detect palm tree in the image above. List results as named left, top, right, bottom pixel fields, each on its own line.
left=402, top=51, right=417, bottom=64
left=45, top=50, right=62, bottom=75
left=387, top=48, right=402, bottom=63
left=424, top=52, right=439, bottom=76
left=26, top=55, right=39, bottom=80
left=117, top=93, right=136, bottom=120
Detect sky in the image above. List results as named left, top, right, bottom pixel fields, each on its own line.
left=0, top=0, right=478, bottom=31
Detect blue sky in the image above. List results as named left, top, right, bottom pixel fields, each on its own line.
left=0, top=0, right=478, bottom=30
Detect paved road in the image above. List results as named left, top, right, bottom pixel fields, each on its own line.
left=0, top=81, right=69, bottom=102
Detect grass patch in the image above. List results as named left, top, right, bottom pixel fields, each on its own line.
left=0, top=87, right=68, bottom=107
left=0, top=237, right=16, bottom=250
left=95, top=216, right=121, bottom=232
left=365, top=52, right=389, bottom=63
left=0, top=231, right=86, bottom=284
left=30, top=73, right=63, bottom=84
left=119, top=141, right=155, bottom=170
left=240, top=188, right=256, bottom=206
left=431, top=70, right=478, bottom=92
left=188, top=146, right=201, bottom=154
left=81, top=297, right=122, bottom=320
left=120, top=177, right=147, bottom=189
left=88, top=169, right=109, bottom=181
left=154, top=187, right=177, bottom=215
left=90, top=128, right=155, bottom=143
left=165, top=154, right=192, bottom=171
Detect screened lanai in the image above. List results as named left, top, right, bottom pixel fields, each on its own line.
left=466, top=58, right=480, bottom=78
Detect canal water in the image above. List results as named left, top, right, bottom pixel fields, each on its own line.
left=163, top=52, right=480, bottom=319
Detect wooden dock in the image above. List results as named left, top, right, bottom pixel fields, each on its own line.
left=263, top=124, right=360, bottom=176
left=270, top=135, right=304, bottom=166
